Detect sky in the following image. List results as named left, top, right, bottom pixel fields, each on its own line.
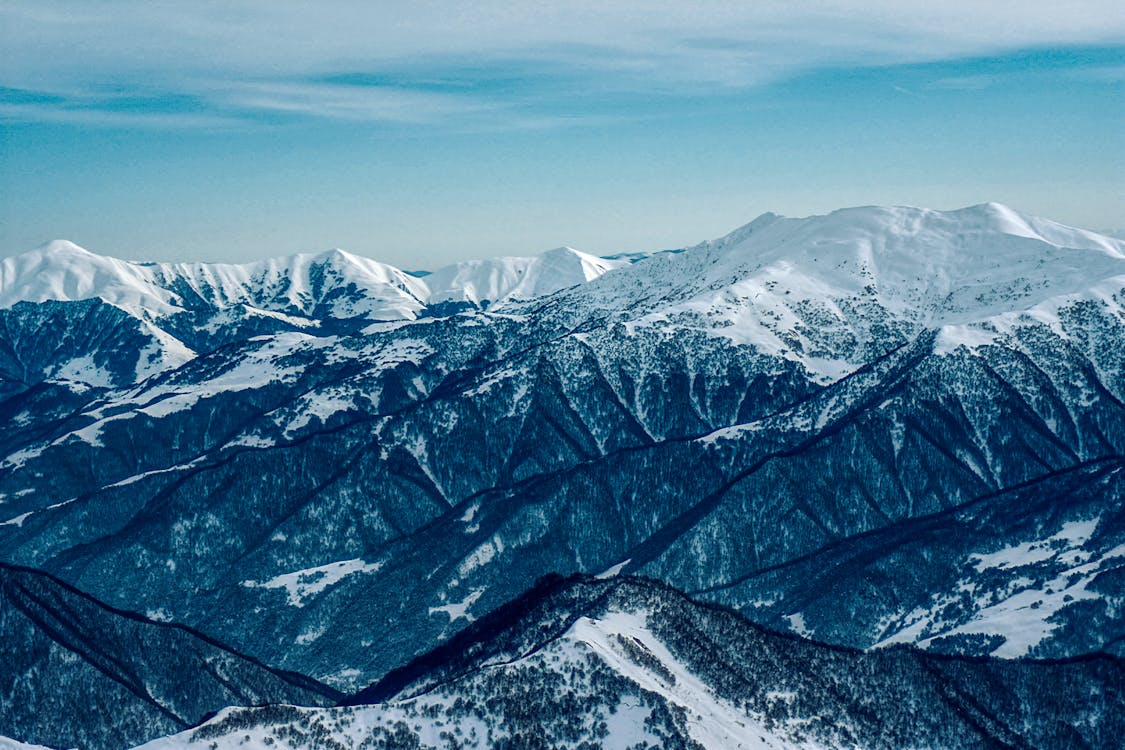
left=1, top=2, right=1122, bottom=268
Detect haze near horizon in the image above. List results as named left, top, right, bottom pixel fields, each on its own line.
left=1, top=2, right=1122, bottom=267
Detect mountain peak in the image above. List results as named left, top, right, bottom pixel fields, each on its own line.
left=6, top=204, right=1121, bottom=330
left=34, top=239, right=93, bottom=256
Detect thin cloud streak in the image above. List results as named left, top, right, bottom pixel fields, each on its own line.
left=1, top=1, right=1122, bottom=128
left=210, top=81, right=496, bottom=124
left=0, top=101, right=245, bottom=129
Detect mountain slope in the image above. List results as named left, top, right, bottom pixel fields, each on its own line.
left=0, top=241, right=428, bottom=322
left=694, top=456, right=1125, bottom=657
left=0, top=562, right=340, bottom=750
left=0, top=203, right=1121, bottom=691
left=423, top=246, right=627, bottom=308
left=139, top=575, right=1125, bottom=750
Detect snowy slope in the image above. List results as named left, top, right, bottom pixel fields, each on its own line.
left=0, top=739, right=55, bottom=750
left=560, top=203, right=1125, bottom=381
left=7, top=203, right=1119, bottom=346
left=132, top=576, right=1125, bottom=750
left=0, top=243, right=624, bottom=320
left=424, top=246, right=626, bottom=307
left=605, top=203, right=1124, bottom=322
left=134, top=613, right=812, bottom=750
left=0, top=242, right=428, bottom=321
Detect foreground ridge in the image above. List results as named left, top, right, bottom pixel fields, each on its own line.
left=141, top=575, right=1125, bottom=750
left=0, top=562, right=340, bottom=750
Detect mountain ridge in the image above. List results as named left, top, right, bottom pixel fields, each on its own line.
left=10, top=203, right=1122, bottom=321
left=1, top=202, right=1122, bottom=745
left=0, top=560, right=340, bottom=750
left=141, top=574, right=1125, bottom=750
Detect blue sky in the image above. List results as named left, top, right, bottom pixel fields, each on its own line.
left=1, top=2, right=1122, bottom=268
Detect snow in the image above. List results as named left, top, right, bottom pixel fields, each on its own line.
left=596, top=558, right=632, bottom=579
left=242, top=558, right=383, bottom=607
left=0, top=737, right=59, bottom=750
left=0, top=242, right=428, bottom=321
left=933, top=323, right=1002, bottom=354
left=457, top=535, right=504, bottom=577
left=784, top=612, right=813, bottom=638
left=7, top=206, right=1121, bottom=403
left=0, top=511, right=32, bottom=527
left=428, top=587, right=484, bottom=623
left=124, top=331, right=321, bottom=420
left=402, top=431, right=447, bottom=501
left=0, top=241, right=628, bottom=325
left=224, top=433, right=276, bottom=449
left=8, top=209, right=1122, bottom=357
left=970, top=519, right=1100, bottom=572
left=876, top=518, right=1125, bottom=657
left=280, top=386, right=357, bottom=436
left=105, top=458, right=206, bottom=489
left=54, top=411, right=137, bottom=448
left=602, top=696, right=659, bottom=749
left=134, top=320, right=196, bottom=381
left=567, top=611, right=823, bottom=749
left=296, top=624, right=327, bottom=645
left=576, top=203, right=1125, bottom=381
left=424, top=247, right=626, bottom=307
left=51, top=355, right=115, bottom=388
left=459, top=501, right=479, bottom=524
left=323, top=336, right=433, bottom=369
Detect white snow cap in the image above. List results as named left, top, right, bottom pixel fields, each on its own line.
left=424, top=246, right=626, bottom=306
left=5, top=204, right=1122, bottom=326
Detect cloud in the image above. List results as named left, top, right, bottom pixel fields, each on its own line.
left=0, top=100, right=243, bottom=129
left=210, top=80, right=493, bottom=123
left=1, top=1, right=1122, bottom=127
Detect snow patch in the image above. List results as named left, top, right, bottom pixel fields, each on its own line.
left=429, top=587, right=484, bottom=623
left=457, top=535, right=504, bottom=577
left=0, top=511, right=32, bottom=527
left=597, top=559, right=632, bottom=579
left=242, top=558, right=383, bottom=607
left=970, top=519, right=1100, bottom=572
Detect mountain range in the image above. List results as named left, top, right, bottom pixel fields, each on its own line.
left=1, top=203, right=1122, bottom=748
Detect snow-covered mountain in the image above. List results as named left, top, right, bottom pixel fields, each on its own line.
left=0, top=241, right=429, bottom=321
left=422, top=246, right=627, bottom=307
left=0, top=240, right=628, bottom=322
left=137, top=576, right=1123, bottom=750
left=1, top=203, right=1123, bottom=748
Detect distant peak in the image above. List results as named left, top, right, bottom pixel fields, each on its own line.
left=540, top=246, right=582, bottom=258
left=973, top=200, right=1018, bottom=213
left=746, top=211, right=781, bottom=229
left=955, top=201, right=1026, bottom=220
left=715, top=211, right=785, bottom=247
left=305, top=247, right=358, bottom=266
left=35, top=239, right=93, bottom=255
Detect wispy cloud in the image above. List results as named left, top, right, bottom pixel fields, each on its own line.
left=1, top=1, right=1122, bottom=128
left=210, top=80, right=494, bottom=123
left=0, top=100, right=243, bottom=129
